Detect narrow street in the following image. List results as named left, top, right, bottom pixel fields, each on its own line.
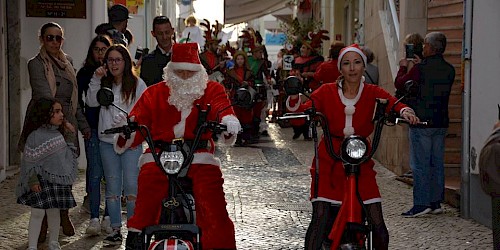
left=0, top=123, right=493, bottom=249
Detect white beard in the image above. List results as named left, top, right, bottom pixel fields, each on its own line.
left=164, top=64, right=208, bottom=112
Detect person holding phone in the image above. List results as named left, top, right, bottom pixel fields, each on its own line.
left=76, top=34, right=114, bottom=236
left=395, top=32, right=455, bottom=217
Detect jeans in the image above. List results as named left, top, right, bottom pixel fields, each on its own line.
left=100, top=141, right=142, bottom=228
left=409, top=127, right=447, bottom=207
left=85, top=129, right=108, bottom=219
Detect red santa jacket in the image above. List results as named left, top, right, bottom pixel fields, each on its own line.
left=115, top=81, right=236, bottom=165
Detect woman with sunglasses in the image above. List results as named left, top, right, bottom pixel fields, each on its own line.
left=18, top=21, right=91, bottom=244
left=86, top=44, right=147, bottom=246
left=76, top=35, right=114, bottom=236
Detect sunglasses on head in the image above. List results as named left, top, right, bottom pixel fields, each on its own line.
left=45, top=35, right=64, bottom=42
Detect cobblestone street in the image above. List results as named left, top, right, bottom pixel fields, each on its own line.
left=0, top=123, right=494, bottom=249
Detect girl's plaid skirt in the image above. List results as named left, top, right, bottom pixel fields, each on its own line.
left=17, top=176, right=76, bottom=209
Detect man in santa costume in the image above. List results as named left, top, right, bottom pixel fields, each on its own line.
left=114, top=42, right=241, bottom=250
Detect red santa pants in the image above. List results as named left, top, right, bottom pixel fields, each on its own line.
left=127, top=161, right=236, bottom=249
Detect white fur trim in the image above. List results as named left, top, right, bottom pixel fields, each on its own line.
left=337, top=47, right=367, bottom=71
left=311, top=196, right=382, bottom=205
left=138, top=152, right=220, bottom=168
left=399, top=107, right=414, bottom=116
left=173, top=106, right=193, bottom=138
left=217, top=132, right=238, bottom=145
left=285, top=95, right=301, bottom=112
left=113, top=132, right=136, bottom=155
left=338, top=82, right=365, bottom=137
left=168, top=62, right=204, bottom=72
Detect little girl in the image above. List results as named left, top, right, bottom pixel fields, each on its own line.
left=16, top=97, right=79, bottom=250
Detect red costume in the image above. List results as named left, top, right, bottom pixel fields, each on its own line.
left=117, top=43, right=239, bottom=250
left=313, top=59, right=341, bottom=85
left=300, top=82, right=409, bottom=204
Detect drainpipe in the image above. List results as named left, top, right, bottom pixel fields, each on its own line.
left=460, top=0, right=473, bottom=219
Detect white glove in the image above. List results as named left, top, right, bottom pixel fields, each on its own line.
left=221, top=115, right=241, bottom=135
left=112, top=112, right=127, bottom=127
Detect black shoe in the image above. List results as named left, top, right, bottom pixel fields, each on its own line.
left=261, top=130, right=269, bottom=136
left=292, top=133, right=301, bottom=140
left=401, top=205, right=431, bottom=217
left=125, top=231, right=143, bottom=250
left=104, top=229, right=123, bottom=245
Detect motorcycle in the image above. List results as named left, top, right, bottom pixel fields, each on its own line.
left=278, top=77, right=425, bottom=250
left=96, top=87, right=252, bottom=250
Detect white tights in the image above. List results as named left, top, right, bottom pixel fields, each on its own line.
left=28, top=208, right=60, bottom=248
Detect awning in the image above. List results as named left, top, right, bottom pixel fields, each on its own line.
left=224, top=0, right=291, bottom=24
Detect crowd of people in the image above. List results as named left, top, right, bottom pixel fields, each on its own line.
left=14, top=3, right=498, bottom=250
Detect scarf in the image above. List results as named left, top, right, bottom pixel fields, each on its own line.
left=39, top=46, right=78, bottom=115
left=16, top=125, right=78, bottom=198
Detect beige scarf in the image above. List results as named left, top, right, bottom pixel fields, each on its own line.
left=39, top=46, right=78, bottom=115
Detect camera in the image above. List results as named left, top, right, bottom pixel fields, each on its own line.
left=134, top=47, right=149, bottom=60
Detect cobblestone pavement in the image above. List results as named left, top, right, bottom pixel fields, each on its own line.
left=0, top=123, right=493, bottom=249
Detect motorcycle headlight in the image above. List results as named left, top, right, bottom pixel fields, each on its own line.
left=159, top=150, right=184, bottom=174
left=341, top=136, right=368, bottom=164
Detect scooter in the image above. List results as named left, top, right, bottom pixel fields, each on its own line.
left=96, top=87, right=252, bottom=250
left=279, top=77, right=425, bottom=249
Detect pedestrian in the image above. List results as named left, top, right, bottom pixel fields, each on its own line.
left=478, top=120, right=500, bottom=250
left=297, top=44, right=420, bottom=249
left=16, top=97, right=79, bottom=250
left=95, top=4, right=132, bottom=47
left=313, top=41, right=344, bottom=85
left=224, top=50, right=255, bottom=145
left=290, top=30, right=328, bottom=92
left=76, top=34, right=113, bottom=236
left=118, top=42, right=241, bottom=250
left=395, top=32, right=455, bottom=217
left=85, top=44, right=147, bottom=245
left=19, top=21, right=90, bottom=241
left=181, top=15, right=205, bottom=50
left=140, top=16, right=174, bottom=86
left=361, top=46, right=379, bottom=85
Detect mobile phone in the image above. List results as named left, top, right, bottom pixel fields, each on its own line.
left=405, top=44, right=415, bottom=59
left=135, top=47, right=148, bottom=60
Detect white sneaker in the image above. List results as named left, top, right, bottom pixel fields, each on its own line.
left=101, top=216, right=113, bottom=234
left=86, top=218, right=100, bottom=236
left=48, top=241, right=61, bottom=250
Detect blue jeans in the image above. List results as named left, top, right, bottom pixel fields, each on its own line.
left=85, top=129, right=108, bottom=219
left=99, top=141, right=142, bottom=228
left=409, top=127, right=447, bottom=207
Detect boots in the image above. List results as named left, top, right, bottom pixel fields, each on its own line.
left=125, top=231, right=143, bottom=250
left=60, top=209, right=75, bottom=236
left=38, top=214, right=48, bottom=243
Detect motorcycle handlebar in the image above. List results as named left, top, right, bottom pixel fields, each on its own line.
left=395, top=118, right=428, bottom=126
left=102, top=125, right=128, bottom=134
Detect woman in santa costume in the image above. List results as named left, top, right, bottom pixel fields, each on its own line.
left=224, top=50, right=255, bottom=145
left=292, top=44, right=420, bottom=249
left=115, top=42, right=241, bottom=250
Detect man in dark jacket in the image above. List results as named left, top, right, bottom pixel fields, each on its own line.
left=140, top=16, right=174, bottom=86
left=395, top=32, right=455, bottom=217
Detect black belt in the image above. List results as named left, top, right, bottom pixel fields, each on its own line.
left=154, top=140, right=209, bottom=151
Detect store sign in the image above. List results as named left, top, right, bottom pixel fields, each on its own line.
left=26, top=0, right=86, bottom=19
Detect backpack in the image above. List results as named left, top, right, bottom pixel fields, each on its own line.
left=479, top=128, right=500, bottom=197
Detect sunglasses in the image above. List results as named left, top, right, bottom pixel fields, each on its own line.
left=45, top=35, right=64, bottom=42
left=93, top=47, right=108, bottom=54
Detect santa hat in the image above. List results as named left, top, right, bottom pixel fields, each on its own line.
left=168, top=43, right=204, bottom=71
left=337, top=44, right=367, bottom=71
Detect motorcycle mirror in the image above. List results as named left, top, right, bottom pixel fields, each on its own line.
left=234, top=87, right=255, bottom=109
left=284, top=76, right=303, bottom=96
left=97, top=87, right=114, bottom=107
